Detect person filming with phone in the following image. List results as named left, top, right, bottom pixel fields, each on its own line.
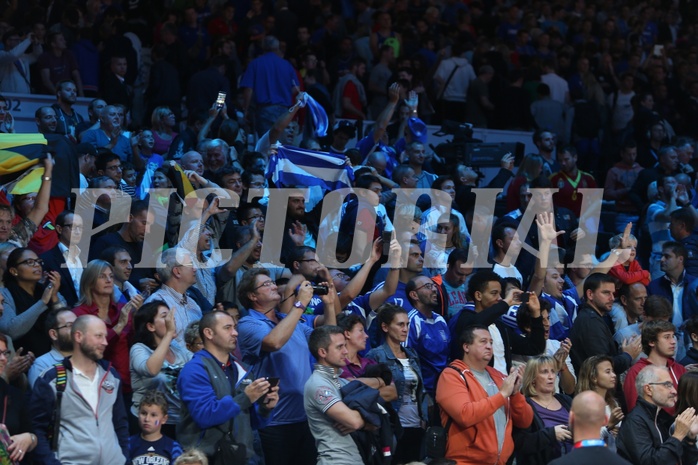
left=177, top=310, right=279, bottom=464
left=436, top=324, right=533, bottom=465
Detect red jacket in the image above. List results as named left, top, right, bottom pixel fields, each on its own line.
left=73, top=301, right=133, bottom=392
left=436, top=359, right=533, bottom=465
left=609, top=260, right=651, bottom=286
left=623, top=356, right=685, bottom=415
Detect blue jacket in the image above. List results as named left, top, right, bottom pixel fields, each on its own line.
left=30, top=358, right=129, bottom=465
left=176, top=349, right=270, bottom=458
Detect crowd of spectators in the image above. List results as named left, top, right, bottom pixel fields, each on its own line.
left=1, top=0, right=698, bottom=465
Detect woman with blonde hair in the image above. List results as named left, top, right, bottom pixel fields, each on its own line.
left=576, top=355, right=623, bottom=449
left=150, top=106, right=178, bottom=155
left=73, top=260, right=143, bottom=393
left=513, top=355, right=573, bottom=465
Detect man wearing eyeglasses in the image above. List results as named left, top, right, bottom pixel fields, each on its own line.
left=27, top=308, right=75, bottom=388
left=237, top=268, right=319, bottom=465
left=405, top=275, right=450, bottom=397
left=40, top=211, right=83, bottom=307
left=618, top=364, right=698, bottom=465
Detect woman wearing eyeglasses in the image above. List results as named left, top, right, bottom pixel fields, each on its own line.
left=0, top=332, right=36, bottom=463
left=366, top=303, right=428, bottom=464
left=73, top=260, right=144, bottom=396
left=0, top=247, right=65, bottom=356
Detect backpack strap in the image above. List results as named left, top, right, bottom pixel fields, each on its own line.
left=50, top=362, right=67, bottom=451
left=438, top=63, right=462, bottom=101
left=439, top=365, right=468, bottom=433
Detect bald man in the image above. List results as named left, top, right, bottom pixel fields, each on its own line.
left=30, top=315, right=130, bottom=465
left=548, top=391, right=631, bottom=465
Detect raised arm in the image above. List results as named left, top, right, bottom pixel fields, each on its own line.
left=218, top=219, right=262, bottom=284
left=267, top=94, right=305, bottom=144
left=339, top=238, right=382, bottom=308
left=529, top=212, right=565, bottom=295
left=25, top=155, right=53, bottom=227
left=368, top=239, right=402, bottom=309
left=261, top=282, right=313, bottom=352
left=371, top=83, right=401, bottom=144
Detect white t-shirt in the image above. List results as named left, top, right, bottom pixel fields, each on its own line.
left=492, top=262, right=523, bottom=286
left=541, top=72, right=569, bottom=104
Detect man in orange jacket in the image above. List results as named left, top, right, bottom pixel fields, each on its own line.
left=436, top=323, right=533, bottom=465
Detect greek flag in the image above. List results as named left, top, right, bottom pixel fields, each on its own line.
left=267, top=145, right=354, bottom=209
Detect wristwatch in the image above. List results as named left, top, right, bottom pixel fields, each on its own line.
left=293, top=301, right=306, bottom=311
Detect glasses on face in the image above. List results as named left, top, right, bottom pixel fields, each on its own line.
left=415, top=282, right=437, bottom=292
left=648, top=381, right=674, bottom=389
left=56, top=322, right=74, bottom=331
left=17, top=258, right=43, bottom=267
left=63, top=224, right=83, bottom=232
left=0, top=350, right=10, bottom=358
left=254, top=280, right=276, bottom=291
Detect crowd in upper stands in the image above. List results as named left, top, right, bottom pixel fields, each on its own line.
left=1, top=0, right=698, bottom=465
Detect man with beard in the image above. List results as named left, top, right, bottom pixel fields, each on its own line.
left=31, top=315, right=130, bottom=465
left=51, top=80, right=84, bottom=140
left=570, top=273, right=643, bottom=374
left=35, top=106, right=58, bottom=134
left=405, top=275, right=450, bottom=396
left=618, top=364, right=698, bottom=465
left=28, top=309, right=76, bottom=388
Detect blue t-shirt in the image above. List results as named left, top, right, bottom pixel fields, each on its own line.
left=81, top=128, right=133, bottom=162
left=238, top=309, right=314, bottom=426
left=407, top=309, right=450, bottom=394
left=129, top=434, right=182, bottom=465
left=540, top=289, right=580, bottom=341
left=239, top=52, right=297, bottom=106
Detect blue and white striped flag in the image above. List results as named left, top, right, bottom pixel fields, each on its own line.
left=267, top=145, right=355, bottom=209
